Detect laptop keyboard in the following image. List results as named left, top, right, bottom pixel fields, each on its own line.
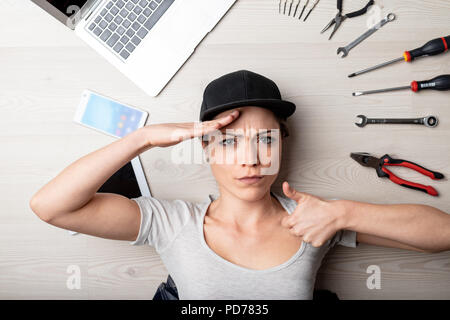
left=87, top=0, right=174, bottom=60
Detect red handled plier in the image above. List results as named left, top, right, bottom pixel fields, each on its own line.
left=351, top=152, right=444, bottom=196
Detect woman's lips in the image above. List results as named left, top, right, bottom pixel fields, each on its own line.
left=237, top=176, right=264, bottom=185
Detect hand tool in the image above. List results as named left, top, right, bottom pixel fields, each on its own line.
left=351, top=152, right=444, bottom=196
left=352, top=74, right=450, bottom=96
left=337, top=13, right=395, bottom=58
left=321, top=0, right=374, bottom=40
left=298, top=0, right=309, bottom=20
left=303, top=0, right=320, bottom=21
left=293, top=0, right=300, bottom=17
left=288, top=0, right=293, bottom=16
left=355, top=115, right=438, bottom=128
left=348, top=35, right=450, bottom=77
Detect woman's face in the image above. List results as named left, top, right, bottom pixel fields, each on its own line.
left=202, top=106, right=283, bottom=201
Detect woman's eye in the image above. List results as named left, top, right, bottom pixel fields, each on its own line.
left=259, top=136, right=273, bottom=144
left=220, top=138, right=236, bottom=146
left=219, top=136, right=274, bottom=146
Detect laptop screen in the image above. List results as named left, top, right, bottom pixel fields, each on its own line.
left=45, top=0, right=89, bottom=17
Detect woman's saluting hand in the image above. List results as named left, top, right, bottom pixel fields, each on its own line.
left=281, top=181, right=347, bottom=247
left=144, top=110, right=240, bottom=148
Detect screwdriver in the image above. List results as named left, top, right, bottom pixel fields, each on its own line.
left=303, top=0, right=320, bottom=22
left=298, top=0, right=309, bottom=20
left=352, top=74, right=450, bottom=96
left=348, top=36, right=450, bottom=78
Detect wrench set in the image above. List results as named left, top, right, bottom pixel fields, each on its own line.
left=277, top=0, right=448, bottom=196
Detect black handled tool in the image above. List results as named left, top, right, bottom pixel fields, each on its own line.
left=352, top=74, right=450, bottom=96
left=321, top=0, right=374, bottom=40
left=351, top=152, right=444, bottom=196
left=348, top=36, right=450, bottom=77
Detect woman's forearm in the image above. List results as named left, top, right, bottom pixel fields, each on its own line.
left=30, top=126, right=152, bottom=218
left=341, top=200, right=450, bottom=252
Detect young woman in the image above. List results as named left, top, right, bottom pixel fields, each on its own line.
left=30, top=70, right=450, bottom=299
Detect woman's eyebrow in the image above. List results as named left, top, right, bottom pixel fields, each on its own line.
left=222, top=129, right=274, bottom=137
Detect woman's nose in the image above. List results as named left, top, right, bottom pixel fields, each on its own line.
left=238, top=139, right=259, bottom=165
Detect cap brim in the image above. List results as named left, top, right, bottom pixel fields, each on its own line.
left=200, top=99, right=296, bottom=121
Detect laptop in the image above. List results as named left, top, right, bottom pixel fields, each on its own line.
left=31, top=0, right=236, bottom=96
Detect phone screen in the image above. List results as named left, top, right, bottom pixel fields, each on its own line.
left=81, top=93, right=145, bottom=138
left=97, top=162, right=142, bottom=198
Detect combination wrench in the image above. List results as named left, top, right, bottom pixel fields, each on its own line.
left=337, top=13, right=396, bottom=58
left=355, top=115, right=439, bottom=128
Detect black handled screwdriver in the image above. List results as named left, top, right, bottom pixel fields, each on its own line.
left=348, top=36, right=450, bottom=78
left=352, top=74, right=450, bottom=96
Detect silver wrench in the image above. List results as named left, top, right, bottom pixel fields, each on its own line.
left=355, top=115, right=438, bottom=128
left=337, top=13, right=396, bottom=58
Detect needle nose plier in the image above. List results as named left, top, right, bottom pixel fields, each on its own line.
left=321, top=0, right=374, bottom=40
left=350, top=152, right=444, bottom=196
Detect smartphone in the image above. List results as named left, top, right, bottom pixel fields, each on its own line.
left=74, top=90, right=148, bottom=138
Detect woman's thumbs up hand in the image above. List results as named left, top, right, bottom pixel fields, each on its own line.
left=281, top=181, right=347, bottom=247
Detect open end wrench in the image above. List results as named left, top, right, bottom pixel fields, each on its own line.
left=355, top=115, right=438, bottom=128
left=337, top=13, right=396, bottom=58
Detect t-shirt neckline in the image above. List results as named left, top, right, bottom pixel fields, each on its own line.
left=198, top=191, right=306, bottom=274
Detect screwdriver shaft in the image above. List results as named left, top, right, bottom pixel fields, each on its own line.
left=303, top=8, right=313, bottom=21
left=299, top=1, right=308, bottom=20
left=348, top=57, right=403, bottom=78
left=353, top=85, right=410, bottom=96
left=293, top=2, right=299, bottom=16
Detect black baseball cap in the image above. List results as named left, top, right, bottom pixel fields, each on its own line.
left=199, top=70, right=296, bottom=122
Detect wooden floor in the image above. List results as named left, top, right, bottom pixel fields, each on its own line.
left=1, top=0, right=449, bottom=299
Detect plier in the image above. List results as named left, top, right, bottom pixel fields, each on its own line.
left=351, top=152, right=444, bottom=196
left=321, top=0, right=375, bottom=40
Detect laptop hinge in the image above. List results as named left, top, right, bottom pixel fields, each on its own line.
left=83, top=0, right=104, bottom=21
left=67, top=0, right=101, bottom=28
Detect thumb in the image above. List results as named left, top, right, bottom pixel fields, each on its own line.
left=282, top=181, right=307, bottom=203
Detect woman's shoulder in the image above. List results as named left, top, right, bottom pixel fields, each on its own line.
left=129, top=194, right=211, bottom=250
left=132, top=194, right=211, bottom=215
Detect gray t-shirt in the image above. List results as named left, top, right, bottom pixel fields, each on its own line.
left=130, top=191, right=358, bottom=300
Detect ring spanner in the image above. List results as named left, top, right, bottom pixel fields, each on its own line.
left=355, top=115, right=438, bottom=128
left=337, top=13, right=396, bottom=58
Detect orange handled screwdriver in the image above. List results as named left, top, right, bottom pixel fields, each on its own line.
left=348, top=36, right=450, bottom=78
left=352, top=74, right=450, bottom=96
